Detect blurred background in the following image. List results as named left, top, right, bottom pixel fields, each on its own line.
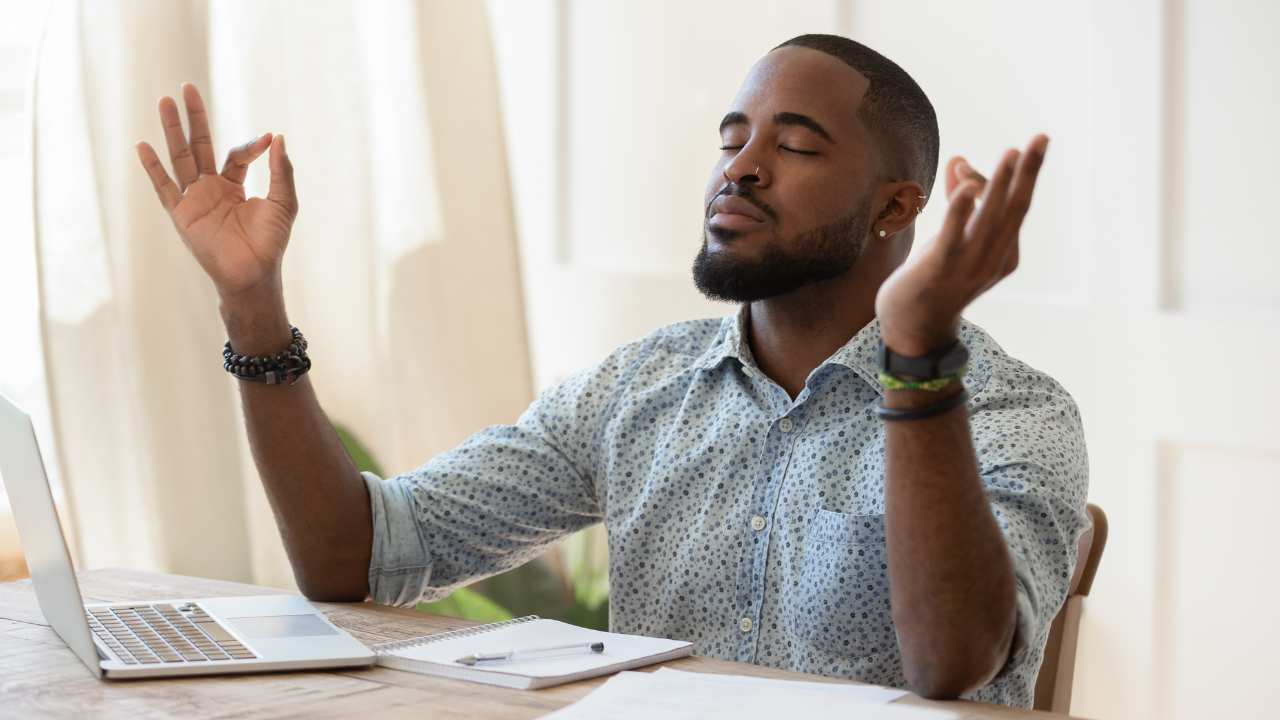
left=1, top=1, right=1277, bottom=718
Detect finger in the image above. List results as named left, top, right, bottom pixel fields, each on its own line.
left=946, top=156, right=986, bottom=197
left=939, top=178, right=982, bottom=247
left=1002, top=134, right=1050, bottom=229
left=981, top=149, right=1019, bottom=203
left=959, top=159, right=987, bottom=183
left=945, top=156, right=965, bottom=197
left=266, top=134, right=298, bottom=215
left=986, top=136, right=1050, bottom=265
left=221, top=132, right=273, bottom=185
left=158, top=96, right=198, bottom=190
left=966, top=149, right=1019, bottom=240
left=181, top=83, right=218, bottom=177
left=136, top=141, right=181, bottom=211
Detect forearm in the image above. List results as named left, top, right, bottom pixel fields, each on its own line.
left=882, top=383, right=1016, bottom=699
left=220, top=287, right=372, bottom=602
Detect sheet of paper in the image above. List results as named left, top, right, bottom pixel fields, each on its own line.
left=388, top=619, right=688, bottom=679
left=539, top=670, right=958, bottom=720
left=652, top=667, right=910, bottom=704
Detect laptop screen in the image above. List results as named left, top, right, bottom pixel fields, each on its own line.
left=0, top=393, right=102, bottom=676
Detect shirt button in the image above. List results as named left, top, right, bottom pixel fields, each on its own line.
left=739, top=617, right=753, bottom=633
left=778, top=417, right=794, bottom=433
left=750, top=515, right=766, bottom=531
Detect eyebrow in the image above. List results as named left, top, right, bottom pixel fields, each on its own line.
left=718, top=111, right=837, bottom=145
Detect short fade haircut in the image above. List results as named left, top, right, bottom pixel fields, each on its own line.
left=775, top=34, right=940, bottom=196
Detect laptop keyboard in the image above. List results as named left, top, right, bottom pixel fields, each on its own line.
left=86, top=602, right=257, bottom=665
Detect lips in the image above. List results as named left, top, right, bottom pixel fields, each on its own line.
left=710, top=195, right=768, bottom=223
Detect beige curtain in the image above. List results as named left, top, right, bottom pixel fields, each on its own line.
left=31, top=0, right=533, bottom=588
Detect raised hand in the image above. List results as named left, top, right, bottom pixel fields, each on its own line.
left=136, top=83, right=298, bottom=301
left=875, top=134, right=1049, bottom=357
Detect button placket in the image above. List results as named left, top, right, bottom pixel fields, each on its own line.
left=735, top=425, right=782, bottom=662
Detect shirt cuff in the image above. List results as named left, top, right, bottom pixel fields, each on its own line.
left=362, top=470, right=432, bottom=607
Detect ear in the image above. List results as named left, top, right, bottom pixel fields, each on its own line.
left=870, top=180, right=927, bottom=238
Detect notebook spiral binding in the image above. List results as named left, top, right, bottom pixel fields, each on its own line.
left=370, top=615, right=541, bottom=654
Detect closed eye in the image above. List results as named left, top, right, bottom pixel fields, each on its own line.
left=717, top=145, right=818, bottom=156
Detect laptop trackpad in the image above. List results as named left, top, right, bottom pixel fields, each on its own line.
left=228, top=614, right=339, bottom=639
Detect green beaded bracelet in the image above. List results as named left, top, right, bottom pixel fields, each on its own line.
left=877, top=366, right=966, bottom=392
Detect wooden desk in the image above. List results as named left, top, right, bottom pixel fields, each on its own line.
left=0, top=569, right=1084, bottom=719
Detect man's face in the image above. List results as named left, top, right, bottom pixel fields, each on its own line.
left=693, top=46, right=878, bottom=303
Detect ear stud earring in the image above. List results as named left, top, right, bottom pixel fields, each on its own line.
left=878, top=229, right=887, bottom=238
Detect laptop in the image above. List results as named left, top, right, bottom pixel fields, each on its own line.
left=0, top=392, right=376, bottom=678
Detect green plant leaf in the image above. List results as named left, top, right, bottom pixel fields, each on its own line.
left=469, top=557, right=573, bottom=619
left=564, top=526, right=610, bottom=610
left=418, top=588, right=514, bottom=624
left=333, top=422, right=385, bottom=477
left=566, top=596, right=610, bottom=630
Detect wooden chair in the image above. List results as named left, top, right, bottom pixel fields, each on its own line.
left=1033, top=503, right=1108, bottom=713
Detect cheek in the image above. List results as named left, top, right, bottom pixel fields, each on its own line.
left=782, top=171, right=863, bottom=222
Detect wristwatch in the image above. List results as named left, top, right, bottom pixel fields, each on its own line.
left=878, top=338, right=969, bottom=381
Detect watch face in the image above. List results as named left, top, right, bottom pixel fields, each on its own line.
left=880, top=340, right=969, bottom=380
left=937, top=342, right=970, bottom=375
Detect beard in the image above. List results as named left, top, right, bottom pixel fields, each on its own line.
left=691, top=201, right=872, bottom=303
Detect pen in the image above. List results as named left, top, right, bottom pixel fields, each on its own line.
left=455, top=641, right=605, bottom=666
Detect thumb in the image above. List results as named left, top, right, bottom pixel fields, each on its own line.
left=944, top=156, right=966, bottom=197
left=946, top=156, right=987, bottom=199
left=267, top=134, right=298, bottom=216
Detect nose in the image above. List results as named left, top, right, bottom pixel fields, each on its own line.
left=722, top=156, right=770, bottom=187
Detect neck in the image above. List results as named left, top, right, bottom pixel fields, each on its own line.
left=745, top=262, right=884, bottom=400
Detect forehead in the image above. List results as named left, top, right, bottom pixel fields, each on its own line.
left=727, top=46, right=871, bottom=138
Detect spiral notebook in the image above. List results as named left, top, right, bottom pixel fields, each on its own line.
left=371, top=615, right=693, bottom=690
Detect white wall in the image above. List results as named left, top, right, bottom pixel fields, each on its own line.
left=488, top=1, right=1280, bottom=718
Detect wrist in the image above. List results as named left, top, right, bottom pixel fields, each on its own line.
left=218, top=284, right=291, bottom=356
left=223, top=326, right=311, bottom=385
left=878, top=318, right=959, bottom=358
left=883, top=381, right=965, bottom=410
left=216, top=275, right=284, bottom=309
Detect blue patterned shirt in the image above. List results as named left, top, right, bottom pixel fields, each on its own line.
left=361, top=308, right=1090, bottom=708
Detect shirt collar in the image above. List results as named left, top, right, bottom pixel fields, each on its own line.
left=695, top=305, right=753, bottom=371
left=697, top=305, right=885, bottom=392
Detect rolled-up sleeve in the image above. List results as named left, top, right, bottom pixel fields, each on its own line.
left=363, top=338, right=652, bottom=607
left=967, top=357, right=1091, bottom=685
left=363, top=469, right=432, bottom=607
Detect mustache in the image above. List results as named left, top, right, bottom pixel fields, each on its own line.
left=705, top=183, right=779, bottom=223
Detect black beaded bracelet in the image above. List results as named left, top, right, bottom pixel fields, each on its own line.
left=875, top=388, right=969, bottom=422
left=222, top=326, right=311, bottom=385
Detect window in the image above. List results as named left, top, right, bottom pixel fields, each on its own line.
left=0, top=3, right=50, bottom=580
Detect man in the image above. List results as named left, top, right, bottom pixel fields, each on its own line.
left=137, top=34, right=1088, bottom=708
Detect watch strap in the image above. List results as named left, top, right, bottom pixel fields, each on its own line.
left=878, top=338, right=970, bottom=381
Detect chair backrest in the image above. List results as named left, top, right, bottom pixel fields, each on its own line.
left=1033, top=503, right=1108, bottom=714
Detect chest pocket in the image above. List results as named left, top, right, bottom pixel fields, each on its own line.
left=796, top=509, right=898, bottom=659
